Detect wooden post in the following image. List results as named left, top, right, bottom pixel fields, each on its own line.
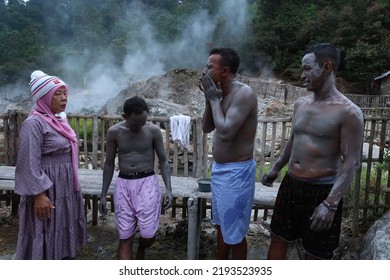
left=11, top=192, right=20, bottom=216
left=75, top=117, right=81, bottom=167
left=101, top=117, right=106, bottom=170
left=202, top=131, right=209, bottom=178
left=283, top=86, right=288, bottom=105
left=8, top=110, right=17, bottom=165
left=173, top=142, right=178, bottom=176
left=187, top=196, right=201, bottom=260
left=373, top=120, right=387, bottom=215
left=258, top=122, right=267, bottom=179
left=165, top=120, right=170, bottom=162
left=83, top=118, right=88, bottom=168
left=195, top=117, right=203, bottom=178
left=92, top=195, right=99, bottom=226
left=352, top=166, right=362, bottom=238
left=3, top=115, right=10, bottom=165
left=92, top=114, right=98, bottom=169
left=183, top=149, right=188, bottom=177
left=270, top=122, right=277, bottom=165
left=386, top=165, right=390, bottom=207
left=191, top=120, right=197, bottom=177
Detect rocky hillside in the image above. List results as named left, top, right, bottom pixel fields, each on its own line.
left=99, top=68, right=206, bottom=117
left=99, top=68, right=293, bottom=118
left=0, top=68, right=294, bottom=119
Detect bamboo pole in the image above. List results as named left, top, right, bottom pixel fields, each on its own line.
left=92, top=114, right=98, bottom=169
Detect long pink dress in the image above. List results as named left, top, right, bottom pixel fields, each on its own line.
left=14, top=115, right=87, bottom=259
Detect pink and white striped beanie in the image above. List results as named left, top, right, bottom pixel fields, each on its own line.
left=29, top=70, right=67, bottom=102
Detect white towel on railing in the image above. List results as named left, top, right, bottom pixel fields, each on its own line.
left=170, top=115, right=191, bottom=149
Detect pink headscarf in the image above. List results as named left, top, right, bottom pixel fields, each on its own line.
left=29, top=78, right=80, bottom=191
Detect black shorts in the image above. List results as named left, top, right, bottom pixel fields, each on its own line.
left=270, top=173, right=343, bottom=259
left=118, top=170, right=155, bottom=179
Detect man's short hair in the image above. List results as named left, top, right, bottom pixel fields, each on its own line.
left=123, top=96, right=149, bottom=116
left=209, top=47, right=240, bottom=75
left=304, top=43, right=340, bottom=74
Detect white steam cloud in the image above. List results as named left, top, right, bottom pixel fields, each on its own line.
left=1, top=0, right=251, bottom=113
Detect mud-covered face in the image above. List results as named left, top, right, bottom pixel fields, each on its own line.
left=301, top=53, right=325, bottom=92
left=51, top=86, right=67, bottom=113
left=202, top=54, right=224, bottom=85
left=124, top=110, right=147, bottom=132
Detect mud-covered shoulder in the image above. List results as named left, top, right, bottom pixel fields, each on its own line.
left=344, top=99, right=364, bottom=123
left=237, top=81, right=255, bottom=95
left=146, top=121, right=162, bottom=134
left=235, top=82, right=257, bottom=108
left=293, top=95, right=313, bottom=110
left=106, top=120, right=126, bottom=136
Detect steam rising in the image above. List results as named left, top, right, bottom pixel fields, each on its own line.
left=1, top=0, right=250, bottom=113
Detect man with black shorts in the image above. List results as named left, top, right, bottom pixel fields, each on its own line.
left=261, top=43, right=364, bottom=259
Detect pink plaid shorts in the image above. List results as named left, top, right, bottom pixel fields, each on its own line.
left=114, top=174, right=162, bottom=239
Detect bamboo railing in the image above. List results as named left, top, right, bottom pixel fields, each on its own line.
left=237, top=75, right=390, bottom=108
left=1, top=110, right=389, bottom=237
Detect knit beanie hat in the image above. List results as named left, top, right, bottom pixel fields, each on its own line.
left=29, top=70, right=67, bottom=102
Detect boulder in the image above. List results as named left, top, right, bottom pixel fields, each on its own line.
left=360, top=210, right=390, bottom=259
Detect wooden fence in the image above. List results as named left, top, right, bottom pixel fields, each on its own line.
left=360, top=108, right=390, bottom=118
left=0, top=111, right=209, bottom=178
left=237, top=76, right=311, bottom=104
left=347, top=95, right=390, bottom=108
left=237, top=76, right=390, bottom=108
left=1, top=110, right=390, bottom=237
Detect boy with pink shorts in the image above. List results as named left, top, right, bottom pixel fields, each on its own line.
left=114, top=171, right=162, bottom=239
left=99, top=97, right=172, bottom=260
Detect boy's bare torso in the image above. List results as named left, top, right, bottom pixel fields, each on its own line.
left=114, top=121, right=157, bottom=173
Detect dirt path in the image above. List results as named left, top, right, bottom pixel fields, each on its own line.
left=0, top=205, right=304, bottom=260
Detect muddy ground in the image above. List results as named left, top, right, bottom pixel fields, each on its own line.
left=0, top=201, right=361, bottom=260
left=0, top=202, right=306, bottom=260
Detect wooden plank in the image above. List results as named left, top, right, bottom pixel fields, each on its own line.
left=0, top=166, right=279, bottom=207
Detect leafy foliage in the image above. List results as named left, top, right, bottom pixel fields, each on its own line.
left=250, top=0, right=389, bottom=91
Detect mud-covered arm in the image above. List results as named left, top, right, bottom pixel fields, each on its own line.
left=261, top=133, right=294, bottom=186
left=199, top=74, right=217, bottom=133
left=99, top=127, right=117, bottom=215
left=325, top=108, right=364, bottom=207
left=200, top=74, right=256, bottom=142
left=201, top=100, right=215, bottom=133
left=153, top=126, right=172, bottom=210
left=310, top=108, right=364, bottom=231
